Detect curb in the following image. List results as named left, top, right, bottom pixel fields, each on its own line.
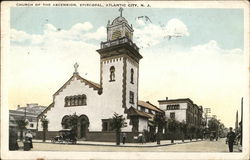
left=32, top=139, right=204, bottom=148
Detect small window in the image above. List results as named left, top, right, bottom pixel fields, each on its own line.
left=103, top=122, right=108, bottom=131
left=149, top=110, right=153, bottom=114
left=170, top=112, right=175, bottom=119
left=141, top=107, right=145, bottom=112
left=110, top=66, right=115, bottom=81
left=30, top=123, right=34, bottom=128
left=102, top=119, right=113, bottom=131
left=129, top=91, right=134, bottom=104
left=130, top=68, right=134, bottom=84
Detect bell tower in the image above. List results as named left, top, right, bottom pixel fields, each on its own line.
left=107, top=8, right=133, bottom=42
left=97, top=8, right=142, bottom=111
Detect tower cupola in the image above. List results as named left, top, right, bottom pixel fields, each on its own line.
left=107, top=8, right=134, bottom=41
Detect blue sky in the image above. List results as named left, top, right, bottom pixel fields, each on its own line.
left=11, top=8, right=243, bottom=50
left=9, top=7, right=245, bottom=127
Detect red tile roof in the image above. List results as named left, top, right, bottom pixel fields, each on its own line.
left=138, top=100, right=163, bottom=113
left=127, top=107, right=151, bottom=118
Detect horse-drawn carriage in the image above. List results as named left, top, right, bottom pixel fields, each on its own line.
left=51, top=129, right=77, bottom=144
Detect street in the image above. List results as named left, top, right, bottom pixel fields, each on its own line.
left=17, top=138, right=240, bottom=152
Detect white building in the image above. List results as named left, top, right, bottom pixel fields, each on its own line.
left=158, top=97, right=203, bottom=128
left=9, top=110, right=38, bottom=137
left=37, top=10, right=151, bottom=142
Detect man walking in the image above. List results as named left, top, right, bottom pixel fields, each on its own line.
left=227, top=127, right=236, bottom=152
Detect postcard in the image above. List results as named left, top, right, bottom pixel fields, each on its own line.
left=1, top=1, right=249, bottom=160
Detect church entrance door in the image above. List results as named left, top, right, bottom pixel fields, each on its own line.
left=78, top=115, right=89, bottom=139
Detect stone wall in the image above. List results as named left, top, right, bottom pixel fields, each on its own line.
left=35, top=131, right=139, bottom=143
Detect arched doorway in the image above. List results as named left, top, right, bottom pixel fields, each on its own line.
left=61, top=115, right=70, bottom=129
left=77, top=115, right=89, bottom=139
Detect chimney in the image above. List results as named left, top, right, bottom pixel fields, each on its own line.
left=166, top=97, right=168, bottom=100
left=17, top=105, right=20, bottom=108
left=146, top=101, right=150, bottom=103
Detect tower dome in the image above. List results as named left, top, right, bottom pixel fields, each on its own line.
left=111, top=16, right=128, bottom=25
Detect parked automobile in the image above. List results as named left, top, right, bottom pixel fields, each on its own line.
left=51, top=129, right=77, bottom=144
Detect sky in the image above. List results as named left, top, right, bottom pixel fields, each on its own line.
left=8, top=7, right=245, bottom=128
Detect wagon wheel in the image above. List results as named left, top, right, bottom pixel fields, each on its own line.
left=51, top=138, right=55, bottom=143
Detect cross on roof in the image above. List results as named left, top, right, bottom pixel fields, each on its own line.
left=74, top=62, right=79, bottom=73
left=119, top=7, right=123, bottom=17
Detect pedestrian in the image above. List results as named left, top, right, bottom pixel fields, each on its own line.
left=138, top=133, right=143, bottom=144
left=9, top=127, right=19, bottom=150
left=25, top=130, right=33, bottom=148
left=227, top=127, right=236, bottom=152
left=122, top=132, right=126, bottom=144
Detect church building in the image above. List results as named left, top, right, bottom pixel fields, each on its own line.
left=37, top=9, right=156, bottom=142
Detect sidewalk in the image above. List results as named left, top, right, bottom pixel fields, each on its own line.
left=32, top=139, right=204, bottom=147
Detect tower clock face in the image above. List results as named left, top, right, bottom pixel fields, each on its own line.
left=111, top=30, right=122, bottom=40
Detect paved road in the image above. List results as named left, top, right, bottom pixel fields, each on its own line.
left=18, top=138, right=240, bottom=152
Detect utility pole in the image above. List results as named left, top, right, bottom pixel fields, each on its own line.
left=240, top=97, right=243, bottom=146
left=204, top=108, right=211, bottom=128
left=24, top=107, right=27, bottom=121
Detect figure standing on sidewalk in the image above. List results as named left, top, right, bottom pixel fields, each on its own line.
left=227, top=127, right=235, bottom=152
left=122, top=132, right=126, bottom=144
left=25, top=130, right=33, bottom=148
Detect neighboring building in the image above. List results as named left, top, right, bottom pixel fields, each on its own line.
left=16, top=103, right=46, bottom=115
left=37, top=9, right=151, bottom=142
left=158, top=97, right=203, bottom=128
left=137, top=100, right=164, bottom=122
left=137, top=100, right=164, bottom=133
left=9, top=110, right=38, bottom=137
left=9, top=103, right=46, bottom=137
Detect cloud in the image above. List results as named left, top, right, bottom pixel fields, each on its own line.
left=135, top=18, right=145, bottom=26
left=10, top=29, right=30, bottom=43
left=83, top=26, right=106, bottom=40
left=134, top=18, right=189, bottom=48
left=11, top=22, right=105, bottom=47
left=139, top=40, right=244, bottom=127
left=164, top=18, right=189, bottom=37
left=70, top=22, right=93, bottom=32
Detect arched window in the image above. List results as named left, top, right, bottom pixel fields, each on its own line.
left=65, top=95, right=87, bottom=107
left=130, top=68, right=134, bottom=84
left=78, top=96, right=82, bottom=106
left=65, top=97, right=69, bottom=106
left=82, top=94, right=87, bottom=105
left=74, top=96, right=78, bottom=106
left=70, top=98, right=74, bottom=106
left=110, top=66, right=115, bottom=81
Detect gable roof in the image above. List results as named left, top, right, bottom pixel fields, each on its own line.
left=53, top=73, right=101, bottom=99
left=37, top=103, right=54, bottom=119
left=138, top=100, right=163, bottom=113
left=127, top=107, right=151, bottom=118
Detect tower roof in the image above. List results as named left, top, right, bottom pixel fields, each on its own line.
left=111, top=16, right=128, bottom=25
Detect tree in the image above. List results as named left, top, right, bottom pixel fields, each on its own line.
left=179, top=121, right=187, bottom=142
left=189, top=125, right=196, bottom=141
left=208, top=118, right=219, bottom=139
left=167, top=119, right=178, bottom=143
left=41, top=115, right=49, bottom=142
left=110, top=113, right=127, bottom=145
left=68, top=113, right=79, bottom=136
left=153, top=113, right=166, bottom=144
left=16, top=119, right=28, bottom=141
